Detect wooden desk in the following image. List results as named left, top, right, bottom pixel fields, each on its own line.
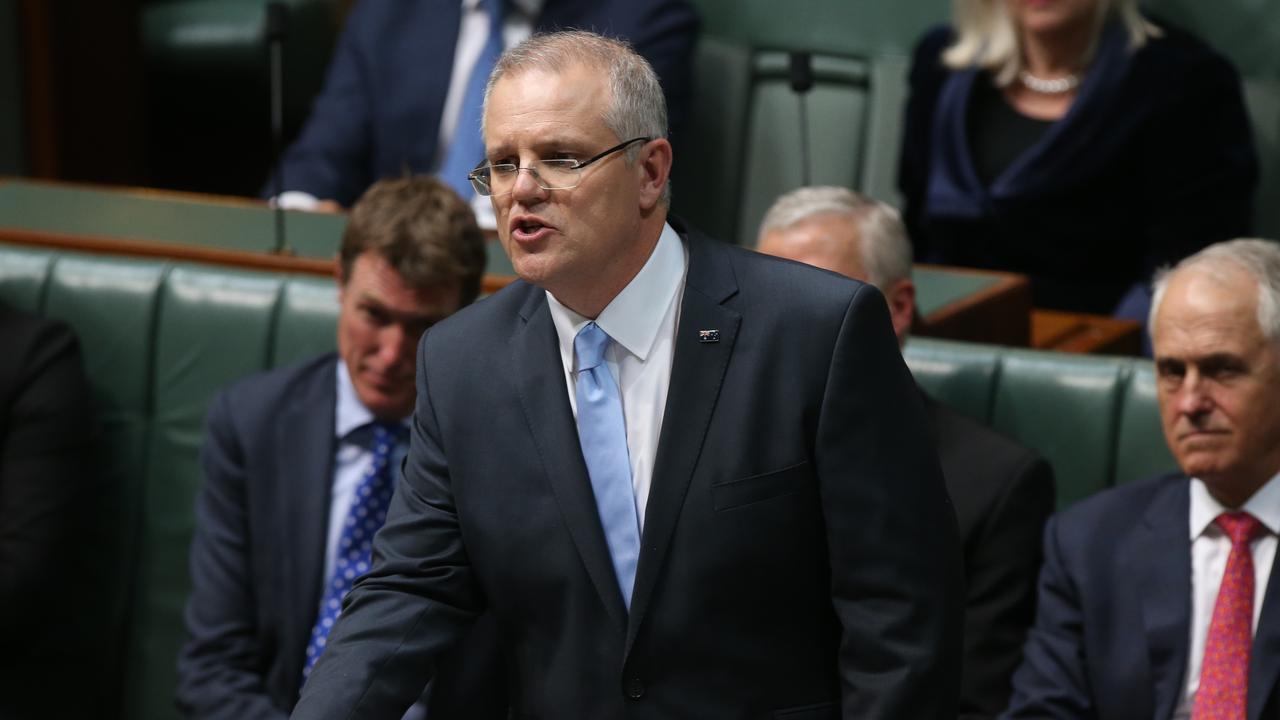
left=0, top=178, right=515, bottom=294
left=1031, top=309, right=1142, bottom=355
left=914, top=264, right=1032, bottom=347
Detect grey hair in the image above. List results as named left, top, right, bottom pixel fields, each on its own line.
left=1149, top=239, right=1280, bottom=345
left=942, top=0, right=1160, bottom=87
left=758, top=186, right=913, bottom=289
left=482, top=30, right=671, bottom=204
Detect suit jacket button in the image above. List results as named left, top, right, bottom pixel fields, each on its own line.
left=626, top=677, right=645, bottom=699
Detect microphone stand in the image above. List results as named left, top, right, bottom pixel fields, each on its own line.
left=267, top=2, right=291, bottom=255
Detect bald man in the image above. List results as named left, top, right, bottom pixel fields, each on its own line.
left=759, top=186, right=1055, bottom=720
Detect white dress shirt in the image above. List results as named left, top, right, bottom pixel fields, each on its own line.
left=546, top=223, right=688, bottom=529
left=1172, top=473, right=1280, bottom=718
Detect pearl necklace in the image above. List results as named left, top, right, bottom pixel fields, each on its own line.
left=1019, top=70, right=1081, bottom=94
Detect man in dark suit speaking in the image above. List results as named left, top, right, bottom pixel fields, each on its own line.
left=1004, top=238, right=1280, bottom=719
left=294, top=31, right=962, bottom=719
left=757, top=186, right=1056, bottom=720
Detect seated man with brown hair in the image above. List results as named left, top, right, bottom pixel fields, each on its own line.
left=758, top=186, right=1055, bottom=720
left=178, top=176, right=495, bottom=719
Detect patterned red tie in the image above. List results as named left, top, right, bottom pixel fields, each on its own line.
left=1194, top=511, right=1264, bottom=720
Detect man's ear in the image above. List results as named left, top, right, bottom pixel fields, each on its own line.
left=637, top=138, right=673, bottom=211
left=885, top=278, right=916, bottom=345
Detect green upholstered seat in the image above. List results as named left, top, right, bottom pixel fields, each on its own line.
left=990, top=351, right=1128, bottom=507
left=905, top=338, right=1175, bottom=509
left=903, top=338, right=1000, bottom=424
left=676, top=0, right=948, bottom=245
left=0, top=243, right=339, bottom=720
left=1114, top=363, right=1179, bottom=484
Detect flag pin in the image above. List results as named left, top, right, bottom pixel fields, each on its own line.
left=699, top=329, right=720, bottom=343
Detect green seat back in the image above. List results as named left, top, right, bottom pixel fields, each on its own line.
left=903, top=337, right=1000, bottom=424
left=676, top=0, right=948, bottom=245
left=0, top=243, right=341, bottom=720
left=1114, top=362, right=1179, bottom=484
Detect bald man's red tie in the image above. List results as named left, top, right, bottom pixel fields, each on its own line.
left=1194, top=511, right=1264, bottom=720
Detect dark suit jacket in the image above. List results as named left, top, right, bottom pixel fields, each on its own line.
left=271, top=0, right=699, bottom=206
left=1003, top=472, right=1280, bottom=719
left=178, top=354, right=505, bottom=719
left=293, top=223, right=964, bottom=719
left=898, top=21, right=1257, bottom=313
left=0, top=305, right=102, bottom=720
left=926, top=397, right=1055, bottom=719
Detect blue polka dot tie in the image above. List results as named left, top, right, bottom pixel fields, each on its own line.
left=302, top=421, right=405, bottom=680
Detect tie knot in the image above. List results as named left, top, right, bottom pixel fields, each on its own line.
left=574, top=322, right=611, bottom=372
left=1216, top=511, right=1264, bottom=545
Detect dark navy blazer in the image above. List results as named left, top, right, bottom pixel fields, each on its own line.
left=271, top=0, right=699, bottom=206
left=293, top=222, right=966, bottom=719
left=899, top=21, right=1257, bottom=314
left=1004, top=472, right=1280, bottom=720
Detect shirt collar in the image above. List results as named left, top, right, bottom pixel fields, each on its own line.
left=547, top=222, right=686, bottom=370
left=1189, top=472, right=1280, bottom=540
left=334, top=360, right=410, bottom=441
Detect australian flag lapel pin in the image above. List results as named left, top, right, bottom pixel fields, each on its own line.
left=699, top=329, right=720, bottom=343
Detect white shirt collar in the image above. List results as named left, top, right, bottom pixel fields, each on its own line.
left=461, top=0, right=541, bottom=18
left=334, top=360, right=410, bottom=440
left=1189, top=472, right=1280, bottom=540
left=547, top=222, right=685, bottom=370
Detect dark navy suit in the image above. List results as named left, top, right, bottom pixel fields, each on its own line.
left=178, top=354, right=504, bottom=719
left=272, top=0, right=699, bottom=206
left=292, top=223, right=964, bottom=719
left=1004, top=472, right=1280, bottom=719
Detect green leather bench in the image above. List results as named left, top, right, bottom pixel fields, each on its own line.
left=0, top=243, right=339, bottom=720
left=0, top=241, right=1177, bottom=717
left=904, top=337, right=1178, bottom=508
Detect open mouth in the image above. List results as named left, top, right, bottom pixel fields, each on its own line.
left=510, top=216, right=554, bottom=244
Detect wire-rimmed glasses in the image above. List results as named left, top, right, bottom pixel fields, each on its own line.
left=467, top=137, right=651, bottom=197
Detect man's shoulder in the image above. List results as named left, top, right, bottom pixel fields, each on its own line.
left=213, top=353, right=337, bottom=421
left=1054, top=471, right=1188, bottom=540
left=927, top=397, right=1050, bottom=494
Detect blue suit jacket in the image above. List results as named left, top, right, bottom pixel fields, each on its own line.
left=272, top=0, right=699, bottom=206
left=1004, top=472, right=1280, bottom=720
left=178, top=354, right=505, bottom=719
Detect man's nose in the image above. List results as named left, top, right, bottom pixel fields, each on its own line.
left=378, top=324, right=414, bottom=367
left=511, top=165, right=549, bottom=204
left=1176, top=372, right=1213, bottom=418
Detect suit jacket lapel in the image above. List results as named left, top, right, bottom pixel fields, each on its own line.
left=511, top=286, right=629, bottom=631
left=625, top=229, right=741, bottom=657
left=278, top=356, right=338, bottom=688
left=1134, top=476, right=1192, bottom=720
left=1249, top=546, right=1280, bottom=719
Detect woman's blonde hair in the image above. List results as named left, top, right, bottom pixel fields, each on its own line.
left=942, top=0, right=1160, bottom=86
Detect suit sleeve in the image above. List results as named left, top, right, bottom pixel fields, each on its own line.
left=958, top=455, right=1055, bottom=720
left=896, top=26, right=952, bottom=262
left=818, top=284, right=964, bottom=719
left=1000, top=515, right=1095, bottom=719
left=292, top=332, right=482, bottom=719
left=0, top=320, right=93, bottom=637
left=264, top=2, right=376, bottom=206
left=177, top=390, right=289, bottom=720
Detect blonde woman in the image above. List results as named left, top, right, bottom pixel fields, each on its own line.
left=898, top=0, right=1257, bottom=320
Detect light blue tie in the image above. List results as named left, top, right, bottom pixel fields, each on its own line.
left=439, top=0, right=505, bottom=198
left=574, top=322, right=641, bottom=609
left=301, top=422, right=404, bottom=683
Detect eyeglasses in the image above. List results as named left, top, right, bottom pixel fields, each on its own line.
left=467, top=137, right=651, bottom=197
